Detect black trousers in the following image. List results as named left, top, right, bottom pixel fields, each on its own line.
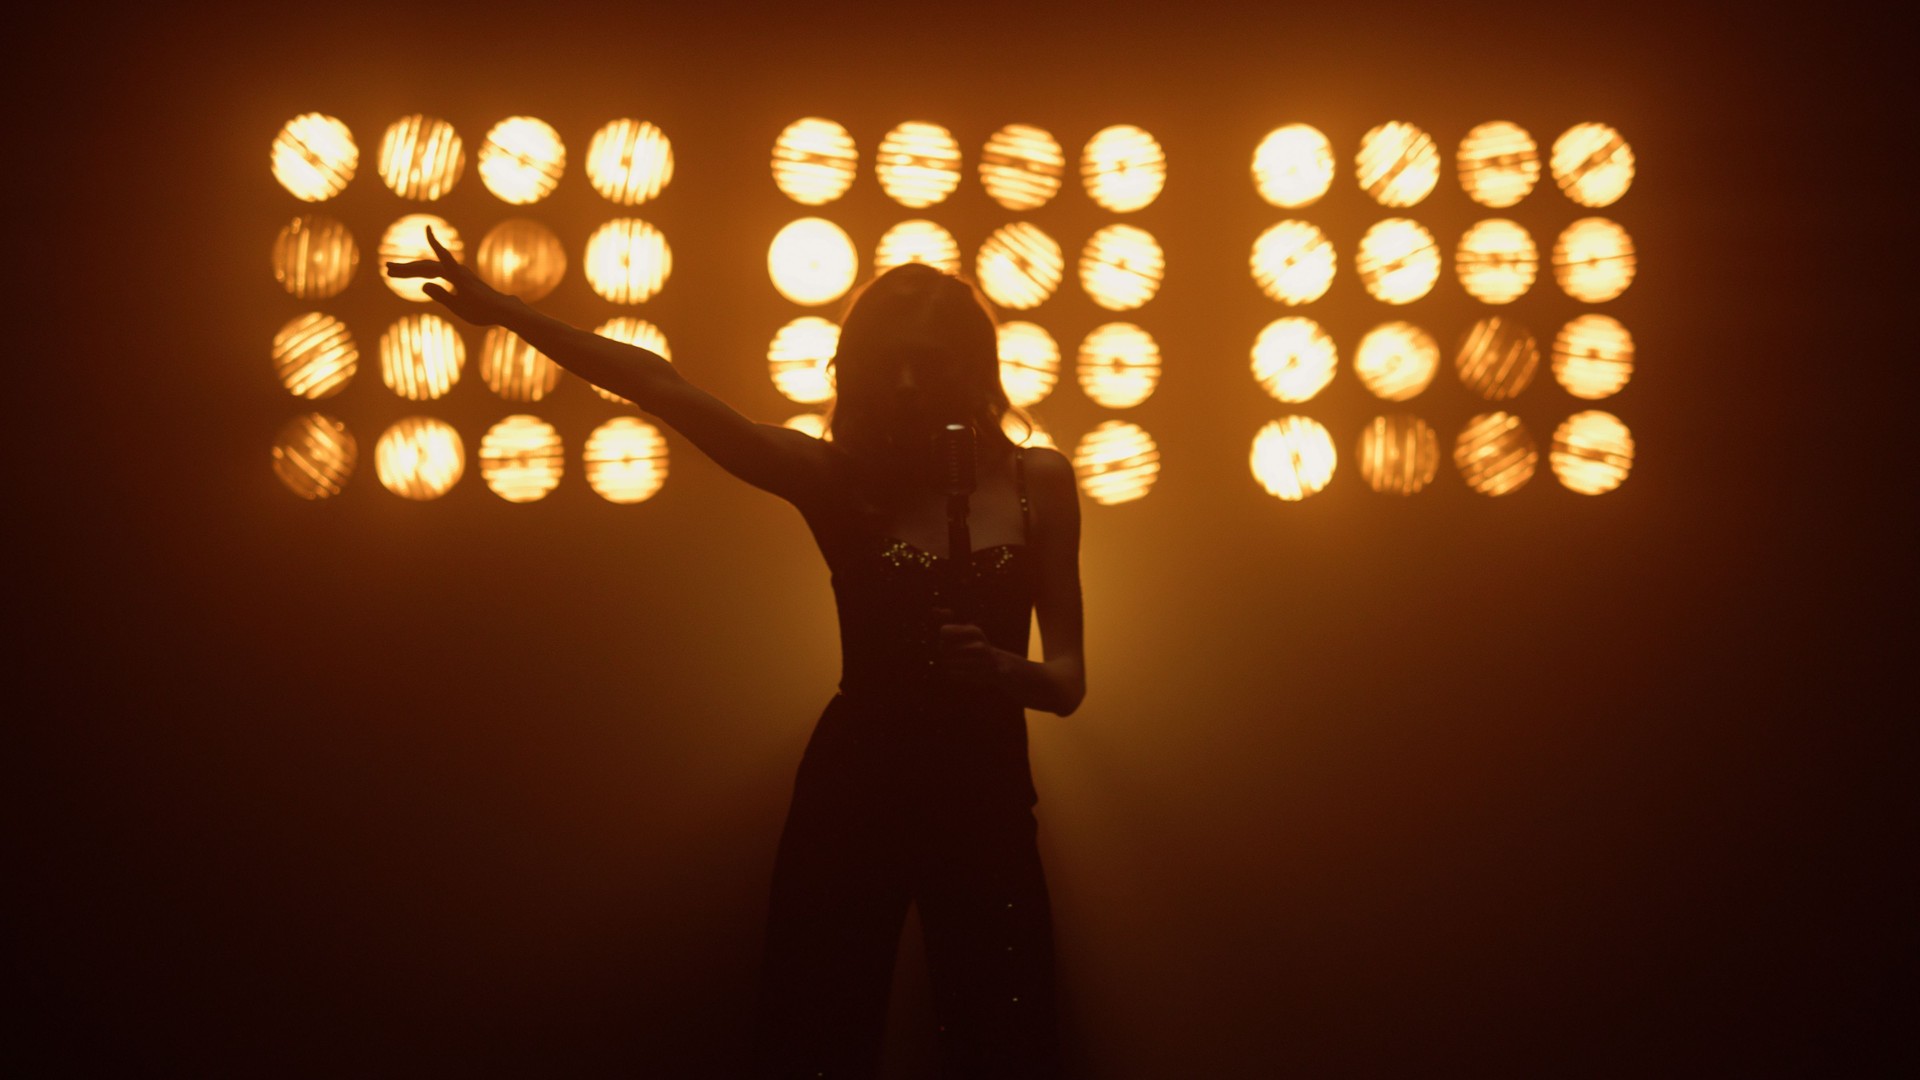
left=749, top=693, right=1064, bottom=1079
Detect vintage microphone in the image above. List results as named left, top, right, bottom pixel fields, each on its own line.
left=931, top=418, right=977, bottom=647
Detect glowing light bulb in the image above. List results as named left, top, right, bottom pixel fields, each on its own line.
left=478, top=116, right=565, bottom=204
left=272, top=312, right=357, bottom=399
left=996, top=322, right=1060, bottom=409
left=1553, top=218, right=1636, bottom=303
left=271, top=412, right=356, bottom=499
left=376, top=417, right=466, bottom=500
left=981, top=123, right=1064, bottom=211
left=479, top=414, right=564, bottom=502
left=1073, top=419, right=1161, bottom=504
left=378, top=214, right=461, bottom=302
left=1356, top=415, right=1438, bottom=495
left=772, top=117, right=858, bottom=205
left=1253, top=124, right=1333, bottom=208
left=1251, top=221, right=1335, bottom=305
left=1356, top=122, right=1438, bottom=207
left=480, top=327, right=560, bottom=402
left=1552, top=314, right=1634, bottom=399
left=1354, top=321, right=1439, bottom=401
left=769, top=316, right=839, bottom=404
left=476, top=219, right=566, bottom=301
left=1079, top=224, right=1164, bottom=311
left=584, top=416, right=668, bottom=504
left=976, top=223, right=1064, bottom=310
left=877, top=120, right=962, bottom=208
left=1077, top=323, right=1160, bottom=409
left=1551, top=410, right=1635, bottom=494
left=588, top=118, right=674, bottom=204
left=1081, top=125, right=1166, bottom=213
left=378, top=114, right=464, bottom=200
left=271, top=113, right=357, bottom=201
left=1454, top=317, right=1539, bottom=401
left=1454, top=412, right=1537, bottom=495
left=1250, top=416, right=1336, bottom=501
left=379, top=313, right=466, bottom=400
left=1252, top=317, right=1337, bottom=403
left=1552, top=123, right=1634, bottom=207
left=783, top=413, right=830, bottom=440
left=584, top=217, right=671, bottom=304
left=875, top=219, right=961, bottom=275
left=1455, top=219, right=1538, bottom=305
left=273, top=214, right=359, bottom=300
left=1356, top=218, right=1439, bottom=304
left=1456, top=121, right=1539, bottom=208
left=769, top=217, right=857, bottom=306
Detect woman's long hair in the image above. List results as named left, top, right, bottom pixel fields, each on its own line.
left=821, top=262, right=1036, bottom=496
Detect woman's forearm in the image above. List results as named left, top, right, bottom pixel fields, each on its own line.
left=991, top=651, right=1083, bottom=716
left=500, top=298, right=679, bottom=407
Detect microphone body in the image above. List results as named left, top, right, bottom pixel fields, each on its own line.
left=933, top=420, right=977, bottom=628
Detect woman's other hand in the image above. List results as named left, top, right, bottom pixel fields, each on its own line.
left=385, top=225, right=517, bottom=327
left=934, top=607, right=1009, bottom=688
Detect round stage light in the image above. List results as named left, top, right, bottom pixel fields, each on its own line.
left=976, top=223, right=1064, bottom=310
left=480, top=327, right=560, bottom=402
left=592, top=317, right=671, bottom=404
left=1455, top=317, right=1539, bottom=401
left=587, top=118, right=674, bottom=205
left=1356, top=415, right=1438, bottom=495
left=1552, top=123, right=1634, bottom=207
left=1356, top=218, right=1439, bottom=304
left=1456, top=121, right=1539, bottom=208
left=1251, top=416, right=1336, bottom=501
left=1552, top=314, right=1634, bottom=399
left=378, top=114, right=464, bottom=200
left=376, top=417, right=465, bottom=500
left=1077, top=322, right=1160, bottom=409
left=476, top=219, right=567, bottom=301
left=479, top=414, right=564, bottom=502
left=1252, top=317, right=1337, bottom=403
left=585, top=218, right=671, bottom=304
left=875, top=219, right=961, bottom=275
left=378, top=214, right=461, bottom=302
left=584, top=416, right=668, bottom=504
left=1454, top=411, right=1537, bottom=495
left=1073, top=419, right=1160, bottom=505
left=1551, top=410, right=1634, bottom=494
left=996, top=321, right=1060, bottom=409
left=783, top=412, right=831, bottom=440
left=271, top=412, right=356, bottom=499
left=272, top=214, right=359, bottom=300
left=877, top=121, right=961, bottom=208
left=478, top=116, right=565, bottom=204
left=272, top=312, right=357, bottom=399
left=272, top=113, right=357, bottom=201
left=1079, top=224, right=1164, bottom=311
left=1354, top=321, right=1439, bottom=401
left=1553, top=218, right=1636, bottom=303
left=1081, top=125, right=1166, bottom=213
left=769, top=217, right=857, bottom=306
left=1251, top=221, right=1335, bottom=305
left=1356, top=121, right=1439, bottom=207
left=1456, top=219, right=1538, bottom=304
left=1004, top=412, right=1058, bottom=451
left=773, top=117, right=858, bottom=205
left=770, top=316, right=839, bottom=404
left=1252, top=124, right=1333, bottom=208
left=379, top=313, right=466, bottom=400
left=981, top=123, right=1064, bottom=211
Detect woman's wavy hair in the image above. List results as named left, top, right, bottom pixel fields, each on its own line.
left=821, top=262, right=1036, bottom=491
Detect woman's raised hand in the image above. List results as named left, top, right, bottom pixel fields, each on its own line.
left=384, top=225, right=517, bottom=328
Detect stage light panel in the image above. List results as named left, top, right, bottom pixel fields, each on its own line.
left=976, top=223, right=1064, bottom=310
left=1081, top=125, right=1166, bottom=213
left=1552, top=314, right=1634, bottom=399
left=1354, top=321, right=1439, bottom=401
left=1552, top=123, right=1634, bottom=207
left=379, top=313, right=466, bottom=400
left=1077, top=322, right=1160, bottom=409
left=588, top=118, right=675, bottom=205
left=584, top=416, right=668, bottom=504
left=378, top=114, right=464, bottom=200
left=1553, top=217, right=1636, bottom=302
left=1251, top=416, right=1336, bottom=501
left=769, top=217, right=858, bottom=306
left=1079, top=224, right=1164, bottom=311
left=378, top=214, right=461, bottom=302
left=1454, top=316, right=1539, bottom=401
left=271, top=113, right=357, bottom=201
left=376, top=417, right=466, bottom=500
left=996, top=321, right=1061, bottom=409
left=981, top=123, right=1064, bottom=211
left=1251, top=220, right=1335, bottom=305
left=479, top=414, right=564, bottom=502
left=479, top=327, right=561, bottom=402
left=773, top=117, right=858, bottom=205
left=877, top=121, right=962, bottom=208
left=1454, top=411, right=1537, bottom=495
left=1455, top=218, right=1538, bottom=304
left=1456, top=121, right=1539, bottom=208
left=478, top=116, right=565, bottom=204
left=1551, top=410, right=1634, bottom=494
left=1356, top=218, right=1439, bottom=304
left=273, top=214, right=359, bottom=300
left=875, top=219, right=961, bottom=275
left=1252, top=317, right=1337, bottom=403
left=271, top=412, right=356, bottom=499
left=769, top=316, right=839, bottom=404
left=476, top=219, right=567, bottom=301
left=1252, top=124, right=1334, bottom=208
left=1356, top=121, right=1438, bottom=207
left=585, top=217, right=671, bottom=304
left=272, top=312, right=357, bottom=399
left=1356, top=415, right=1439, bottom=495
left=1073, top=419, right=1161, bottom=504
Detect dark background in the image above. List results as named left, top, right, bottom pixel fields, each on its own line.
left=21, top=2, right=1909, bottom=1076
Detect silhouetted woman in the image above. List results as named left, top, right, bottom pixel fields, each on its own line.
left=392, top=229, right=1084, bottom=1079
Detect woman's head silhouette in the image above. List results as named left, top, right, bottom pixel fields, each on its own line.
left=823, top=262, right=1035, bottom=486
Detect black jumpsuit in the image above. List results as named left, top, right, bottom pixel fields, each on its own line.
left=749, top=447, right=1064, bottom=1079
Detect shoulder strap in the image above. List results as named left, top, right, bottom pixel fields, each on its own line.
left=1016, top=447, right=1031, bottom=545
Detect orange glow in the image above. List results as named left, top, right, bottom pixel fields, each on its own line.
left=1456, top=121, right=1539, bottom=208
left=976, top=223, right=1064, bottom=310
left=271, top=412, right=356, bottom=499
left=1455, top=219, right=1538, bottom=304
left=1455, top=317, right=1539, bottom=401
left=479, top=414, right=565, bottom=502
left=1354, top=321, right=1439, bottom=401
left=1252, top=124, right=1334, bottom=208
left=1356, top=415, right=1439, bottom=495
left=587, top=119, right=674, bottom=205
left=1553, top=218, right=1636, bottom=302
left=378, top=115, right=464, bottom=200
left=1081, top=125, right=1166, bottom=213
left=1079, top=224, right=1164, bottom=311
left=1454, top=412, right=1537, bottom=495
left=272, top=113, right=357, bottom=201
left=1356, top=218, right=1439, bottom=304
left=378, top=214, right=462, bottom=302
left=476, top=219, right=567, bottom=301
left=1552, top=123, right=1634, bottom=207
left=272, top=214, right=359, bottom=300
left=769, top=316, right=839, bottom=404
left=1004, top=412, right=1058, bottom=451
left=584, top=416, right=668, bottom=504
left=773, top=117, right=858, bottom=206
left=1252, top=317, right=1337, bottom=403
left=478, top=116, right=565, bottom=204
left=592, top=317, right=671, bottom=404
left=783, top=412, right=831, bottom=440
left=1356, top=122, right=1438, bottom=207
left=1077, top=323, right=1160, bottom=409
left=585, top=218, right=671, bottom=304
left=1073, top=420, right=1161, bottom=504
left=1251, top=221, right=1335, bottom=305
left=769, top=217, right=858, bottom=306
left=875, top=220, right=961, bottom=275
left=877, top=121, right=962, bottom=208
left=1551, top=410, right=1635, bottom=494
left=379, top=313, right=466, bottom=400
left=996, top=322, right=1060, bottom=409
left=272, top=313, right=357, bottom=399
left=375, top=417, right=466, bottom=500
left=1250, top=416, right=1337, bottom=501
left=980, top=124, right=1064, bottom=211
left=1552, top=314, right=1634, bottom=399
left=480, top=327, right=561, bottom=402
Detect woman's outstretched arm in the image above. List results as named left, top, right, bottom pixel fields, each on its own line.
left=388, top=226, right=833, bottom=505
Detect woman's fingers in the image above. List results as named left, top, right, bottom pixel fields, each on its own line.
left=425, top=224, right=454, bottom=263
left=385, top=259, right=446, bottom=279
